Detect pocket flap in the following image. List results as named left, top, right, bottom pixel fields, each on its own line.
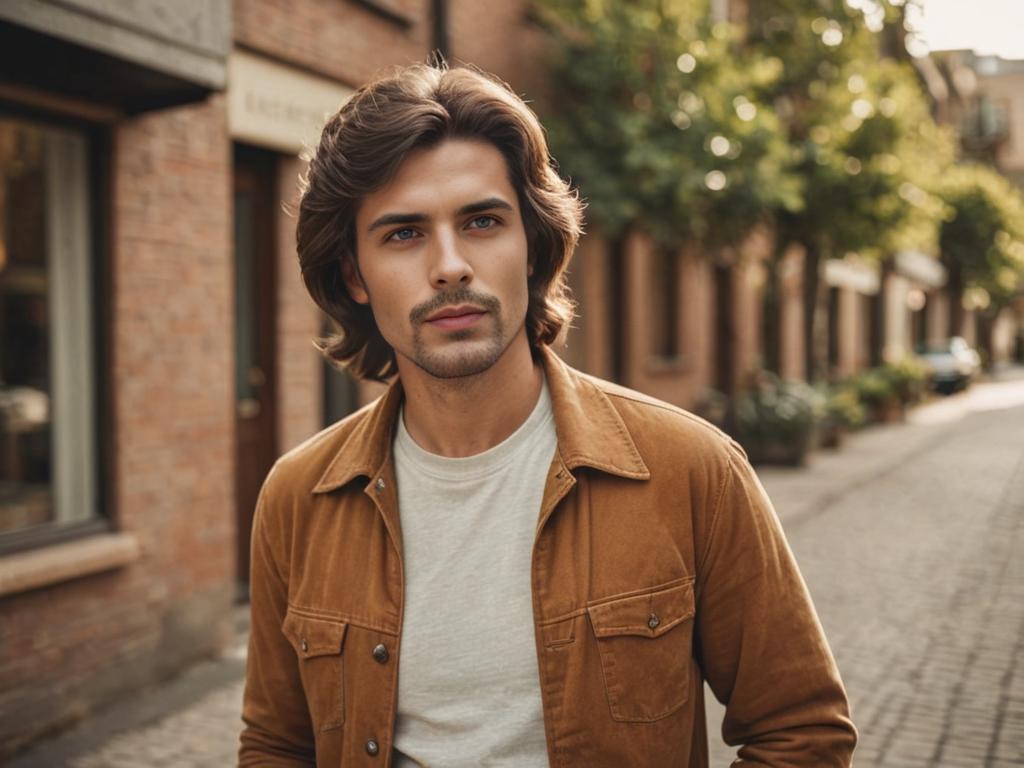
left=282, top=611, right=348, bottom=658
left=588, top=580, right=695, bottom=639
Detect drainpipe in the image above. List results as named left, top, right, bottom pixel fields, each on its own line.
left=432, top=0, right=450, bottom=62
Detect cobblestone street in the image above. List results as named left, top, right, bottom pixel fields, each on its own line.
left=13, top=373, right=1024, bottom=767
left=709, top=372, right=1024, bottom=767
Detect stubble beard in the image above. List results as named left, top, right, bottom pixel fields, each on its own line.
left=407, top=288, right=512, bottom=380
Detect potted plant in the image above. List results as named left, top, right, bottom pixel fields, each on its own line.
left=694, top=388, right=730, bottom=432
left=852, top=368, right=901, bottom=423
left=817, top=383, right=866, bottom=448
left=881, top=357, right=930, bottom=406
left=734, top=372, right=823, bottom=466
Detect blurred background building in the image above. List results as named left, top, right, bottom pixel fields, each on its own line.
left=0, top=0, right=549, bottom=754
left=1, top=0, right=1023, bottom=758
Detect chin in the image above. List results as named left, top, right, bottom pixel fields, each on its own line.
left=412, top=338, right=510, bottom=380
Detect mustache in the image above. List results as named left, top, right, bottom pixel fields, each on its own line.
left=409, top=288, right=501, bottom=325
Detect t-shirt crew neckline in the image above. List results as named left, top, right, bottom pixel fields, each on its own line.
left=394, top=379, right=553, bottom=482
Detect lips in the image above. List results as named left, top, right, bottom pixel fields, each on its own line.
left=425, top=304, right=487, bottom=331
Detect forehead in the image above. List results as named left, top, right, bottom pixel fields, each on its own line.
left=356, top=139, right=518, bottom=226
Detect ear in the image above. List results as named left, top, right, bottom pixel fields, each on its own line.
left=341, top=256, right=370, bottom=305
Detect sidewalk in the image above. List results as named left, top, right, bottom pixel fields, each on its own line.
left=10, top=609, right=250, bottom=768
left=708, top=375, right=1024, bottom=767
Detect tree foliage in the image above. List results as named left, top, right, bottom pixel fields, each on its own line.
left=939, top=164, right=1024, bottom=311
left=535, top=0, right=798, bottom=247
left=534, top=0, right=1023, bottom=372
left=745, top=0, right=953, bottom=261
left=536, top=0, right=954, bottom=260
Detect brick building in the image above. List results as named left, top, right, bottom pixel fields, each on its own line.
left=0, top=0, right=552, bottom=757
left=923, top=49, right=1024, bottom=363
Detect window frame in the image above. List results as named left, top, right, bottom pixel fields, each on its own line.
left=649, top=245, right=684, bottom=365
left=351, top=0, right=414, bottom=28
left=0, top=103, right=112, bottom=557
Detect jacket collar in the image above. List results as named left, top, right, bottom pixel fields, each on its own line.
left=540, top=346, right=649, bottom=480
left=312, top=345, right=649, bottom=494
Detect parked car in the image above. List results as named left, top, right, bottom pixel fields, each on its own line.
left=916, top=337, right=982, bottom=394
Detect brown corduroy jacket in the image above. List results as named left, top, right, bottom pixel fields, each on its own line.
left=239, top=347, right=856, bottom=767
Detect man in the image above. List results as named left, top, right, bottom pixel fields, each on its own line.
left=239, top=64, right=856, bottom=767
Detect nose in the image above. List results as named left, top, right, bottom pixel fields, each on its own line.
left=428, top=227, right=473, bottom=289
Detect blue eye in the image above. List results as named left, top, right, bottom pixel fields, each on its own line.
left=469, top=215, right=497, bottom=230
left=388, top=228, right=417, bottom=242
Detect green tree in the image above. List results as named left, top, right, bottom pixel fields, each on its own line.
left=535, top=0, right=798, bottom=248
left=745, top=0, right=953, bottom=379
left=938, top=164, right=1024, bottom=364
left=537, top=0, right=953, bottom=384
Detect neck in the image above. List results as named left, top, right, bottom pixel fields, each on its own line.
left=397, top=331, right=545, bottom=458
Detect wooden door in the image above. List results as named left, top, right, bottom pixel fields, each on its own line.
left=234, top=145, right=278, bottom=594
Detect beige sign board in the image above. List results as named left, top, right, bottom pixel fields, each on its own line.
left=824, top=257, right=880, bottom=295
left=228, top=50, right=352, bottom=156
left=896, top=250, right=947, bottom=289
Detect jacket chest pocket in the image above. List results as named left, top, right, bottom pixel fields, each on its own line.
left=282, top=610, right=348, bottom=732
left=586, top=579, right=696, bottom=723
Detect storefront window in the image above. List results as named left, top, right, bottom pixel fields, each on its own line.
left=0, top=115, right=97, bottom=539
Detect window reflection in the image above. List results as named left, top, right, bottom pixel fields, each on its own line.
left=0, top=115, right=96, bottom=537
left=0, top=120, right=52, bottom=533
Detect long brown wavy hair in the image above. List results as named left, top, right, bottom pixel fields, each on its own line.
left=296, top=63, right=584, bottom=382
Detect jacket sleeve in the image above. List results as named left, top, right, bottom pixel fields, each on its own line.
left=694, top=441, right=857, bottom=766
left=239, top=475, right=317, bottom=767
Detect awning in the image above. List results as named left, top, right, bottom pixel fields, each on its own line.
left=0, top=0, right=229, bottom=114
left=895, top=250, right=947, bottom=289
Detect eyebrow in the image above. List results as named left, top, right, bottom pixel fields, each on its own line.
left=366, top=197, right=515, bottom=233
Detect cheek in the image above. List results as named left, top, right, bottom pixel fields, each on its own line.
left=504, top=262, right=532, bottom=317
left=363, top=261, right=415, bottom=303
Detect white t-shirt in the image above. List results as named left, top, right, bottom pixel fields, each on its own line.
left=391, top=381, right=557, bottom=767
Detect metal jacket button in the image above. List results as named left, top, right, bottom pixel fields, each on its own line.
left=648, top=613, right=660, bottom=630
left=301, top=638, right=308, bottom=653
left=375, top=478, right=385, bottom=493
left=372, top=643, right=389, bottom=664
left=365, top=739, right=380, bottom=756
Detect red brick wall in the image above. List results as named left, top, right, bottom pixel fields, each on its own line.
left=234, top=0, right=432, bottom=87
left=113, top=95, right=234, bottom=602
left=563, top=233, right=613, bottom=380
left=0, top=96, right=235, bottom=755
left=448, top=0, right=548, bottom=98
left=780, top=245, right=807, bottom=381
left=234, top=0, right=550, bottom=102
left=733, top=228, right=771, bottom=387
left=618, top=232, right=712, bottom=408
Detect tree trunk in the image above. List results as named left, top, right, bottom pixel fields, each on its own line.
left=802, top=242, right=824, bottom=382
left=947, top=260, right=964, bottom=337
left=762, top=249, right=782, bottom=374
left=870, top=256, right=893, bottom=366
left=976, top=309, right=1000, bottom=370
left=714, top=260, right=736, bottom=397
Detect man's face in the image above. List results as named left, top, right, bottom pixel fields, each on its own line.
left=349, top=138, right=532, bottom=380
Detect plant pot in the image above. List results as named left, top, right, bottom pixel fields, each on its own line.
left=819, top=421, right=846, bottom=449
left=878, top=398, right=905, bottom=424
left=745, top=434, right=812, bottom=466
